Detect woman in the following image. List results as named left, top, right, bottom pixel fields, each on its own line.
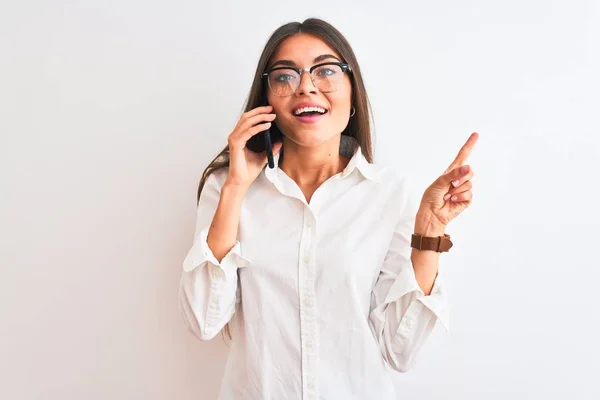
left=178, top=18, right=478, bottom=400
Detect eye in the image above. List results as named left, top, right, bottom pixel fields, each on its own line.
left=271, top=70, right=298, bottom=82
left=316, top=68, right=336, bottom=77
left=314, top=64, right=341, bottom=78
left=275, top=74, right=294, bottom=82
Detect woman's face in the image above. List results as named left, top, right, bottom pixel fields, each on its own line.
left=266, top=33, right=352, bottom=148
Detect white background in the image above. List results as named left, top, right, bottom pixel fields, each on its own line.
left=1, top=0, right=599, bottom=399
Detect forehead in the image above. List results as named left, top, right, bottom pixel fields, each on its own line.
left=271, top=33, right=342, bottom=64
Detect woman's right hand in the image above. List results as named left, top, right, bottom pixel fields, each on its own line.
left=225, top=105, right=283, bottom=190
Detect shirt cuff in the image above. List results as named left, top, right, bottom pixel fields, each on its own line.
left=385, top=265, right=450, bottom=333
left=182, top=228, right=252, bottom=272
left=417, top=271, right=450, bottom=332
left=391, top=300, right=427, bottom=352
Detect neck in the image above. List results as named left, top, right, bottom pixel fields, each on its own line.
left=279, top=135, right=350, bottom=187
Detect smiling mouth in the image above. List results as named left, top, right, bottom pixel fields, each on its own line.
left=292, top=106, right=328, bottom=117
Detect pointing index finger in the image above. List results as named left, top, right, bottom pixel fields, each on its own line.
left=448, top=132, right=479, bottom=171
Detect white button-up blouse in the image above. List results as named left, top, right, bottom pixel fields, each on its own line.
left=178, top=136, right=449, bottom=400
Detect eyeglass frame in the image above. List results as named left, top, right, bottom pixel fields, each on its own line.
left=262, top=61, right=352, bottom=97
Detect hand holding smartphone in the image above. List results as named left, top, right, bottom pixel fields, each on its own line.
left=262, top=108, right=275, bottom=169
left=245, top=98, right=282, bottom=169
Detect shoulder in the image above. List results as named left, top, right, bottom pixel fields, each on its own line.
left=198, top=167, right=230, bottom=203
left=370, top=162, right=414, bottom=192
left=204, top=167, right=229, bottom=189
left=369, top=162, right=420, bottom=215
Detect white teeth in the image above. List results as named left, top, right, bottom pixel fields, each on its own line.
left=293, top=106, right=327, bottom=115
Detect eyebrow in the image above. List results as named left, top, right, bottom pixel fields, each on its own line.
left=269, top=54, right=342, bottom=69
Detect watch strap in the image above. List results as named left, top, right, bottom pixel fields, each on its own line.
left=411, top=233, right=453, bottom=252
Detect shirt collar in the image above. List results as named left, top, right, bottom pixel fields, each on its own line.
left=264, top=135, right=382, bottom=186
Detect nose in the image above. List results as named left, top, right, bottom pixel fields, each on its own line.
left=296, top=70, right=318, bottom=96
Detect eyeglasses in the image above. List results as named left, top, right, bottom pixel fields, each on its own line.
left=262, top=62, right=352, bottom=97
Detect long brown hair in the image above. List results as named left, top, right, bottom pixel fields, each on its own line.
left=198, top=18, right=376, bottom=341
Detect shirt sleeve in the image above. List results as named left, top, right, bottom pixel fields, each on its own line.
left=368, top=176, right=450, bottom=372
left=178, top=170, right=251, bottom=341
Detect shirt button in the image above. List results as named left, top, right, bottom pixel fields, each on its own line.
left=304, top=255, right=310, bottom=263
left=306, top=340, right=314, bottom=348
left=307, top=381, right=315, bottom=390
left=303, top=298, right=313, bottom=307
left=212, top=270, right=223, bottom=281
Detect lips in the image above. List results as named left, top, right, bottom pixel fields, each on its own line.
left=294, top=113, right=325, bottom=123
left=292, top=102, right=328, bottom=123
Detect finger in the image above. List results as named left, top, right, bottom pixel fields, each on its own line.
left=228, top=121, right=272, bottom=149
left=444, top=180, right=472, bottom=200
left=439, top=164, right=473, bottom=187
left=238, top=112, right=277, bottom=132
left=446, top=132, right=479, bottom=172
left=448, top=190, right=473, bottom=203
left=237, top=121, right=273, bottom=143
left=234, top=106, right=274, bottom=129
left=242, top=105, right=273, bottom=120
left=449, top=165, right=474, bottom=188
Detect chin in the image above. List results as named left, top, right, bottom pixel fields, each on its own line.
left=287, top=132, right=338, bottom=148
left=280, top=119, right=344, bottom=140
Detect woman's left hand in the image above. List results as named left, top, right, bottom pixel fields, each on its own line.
left=418, top=132, right=479, bottom=228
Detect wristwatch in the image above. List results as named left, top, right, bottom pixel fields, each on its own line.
left=411, top=233, right=453, bottom=252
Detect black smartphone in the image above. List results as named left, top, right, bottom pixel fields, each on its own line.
left=245, top=96, right=282, bottom=169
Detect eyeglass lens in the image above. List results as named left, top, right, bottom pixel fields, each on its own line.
left=268, top=64, right=345, bottom=96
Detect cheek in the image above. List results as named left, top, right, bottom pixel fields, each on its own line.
left=266, top=92, right=278, bottom=108
left=269, top=102, right=294, bottom=133
left=266, top=96, right=287, bottom=123
left=331, top=81, right=352, bottom=110
left=329, top=87, right=352, bottom=117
